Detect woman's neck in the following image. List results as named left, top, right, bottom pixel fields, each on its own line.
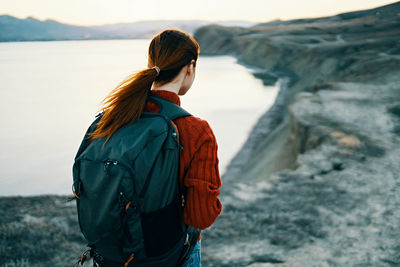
left=151, top=83, right=181, bottom=95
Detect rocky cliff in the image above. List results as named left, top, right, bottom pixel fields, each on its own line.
left=194, top=1, right=400, bottom=266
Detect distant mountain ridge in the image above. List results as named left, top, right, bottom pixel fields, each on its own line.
left=0, top=15, right=257, bottom=42
left=256, top=1, right=400, bottom=26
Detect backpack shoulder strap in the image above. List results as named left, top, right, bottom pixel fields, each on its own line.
left=146, top=93, right=192, bottom=120
left=74, top=113, right=103, bottom=160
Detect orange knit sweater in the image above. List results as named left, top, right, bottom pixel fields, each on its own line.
left=143, top=89, right=223, bottom=241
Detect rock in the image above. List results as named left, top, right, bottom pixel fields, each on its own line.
left=251, top=70, right=279, bottom=86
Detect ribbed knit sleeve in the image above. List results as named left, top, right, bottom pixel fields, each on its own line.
left=182, top=120, right=222, bottom=230
left=144, top=89, right=223, bottom=236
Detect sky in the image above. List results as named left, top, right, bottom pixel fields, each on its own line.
left=0, top=0, right=397, bottom=26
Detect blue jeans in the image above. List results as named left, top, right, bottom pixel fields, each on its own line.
left=181, top=240, right=201, bottom=267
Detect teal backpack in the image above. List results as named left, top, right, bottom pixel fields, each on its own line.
left=71, top=93, right=201, bottom=267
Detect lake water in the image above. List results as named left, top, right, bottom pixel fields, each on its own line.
left=0, top=39, right=278, bottom=196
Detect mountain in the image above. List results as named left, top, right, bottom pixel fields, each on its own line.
left=0, top=15, right=257, bottom=42
left=257, top=1, right=400, bottom=26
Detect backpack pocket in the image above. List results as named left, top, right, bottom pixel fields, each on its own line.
left=140, top=196, right=184, bottom=257
left=76, top=158, right=135, bottom=248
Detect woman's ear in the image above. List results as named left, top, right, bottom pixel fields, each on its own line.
left=189, top=60, right=196, bottom=75
left=186, top=61, right=194, bottom=75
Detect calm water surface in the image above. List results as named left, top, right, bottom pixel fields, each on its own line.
left=0, top=39, right=278, bottom=196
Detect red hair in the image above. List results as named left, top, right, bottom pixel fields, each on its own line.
left=87, top=28, right=200, bottom=144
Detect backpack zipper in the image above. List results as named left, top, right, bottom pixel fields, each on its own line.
left=119, top=191, right=127, bottom=209
left=103, top=159, right=135, bottom=177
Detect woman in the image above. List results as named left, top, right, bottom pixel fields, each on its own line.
left=87, top=28, right=222, bottom=266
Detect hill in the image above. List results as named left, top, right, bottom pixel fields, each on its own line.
left=0, top=15, right=257, bottom=42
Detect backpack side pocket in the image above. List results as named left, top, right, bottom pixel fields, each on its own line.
left=75, top=158, right=135, bottom=262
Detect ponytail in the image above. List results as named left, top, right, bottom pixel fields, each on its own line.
left=87, top=28, right=200, bottom=145
left=87, top=67, right=159, bottom=144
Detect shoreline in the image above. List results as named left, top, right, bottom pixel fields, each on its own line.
left=221, top=73, right=295, bottom=185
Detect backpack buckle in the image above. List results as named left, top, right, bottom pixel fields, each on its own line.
left=91, top=249, right=105, bottom=266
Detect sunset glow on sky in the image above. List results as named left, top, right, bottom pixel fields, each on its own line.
left=1, top=0, right=397, bottom=26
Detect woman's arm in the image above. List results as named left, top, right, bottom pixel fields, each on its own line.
left=181, top=120, right=222, bottom=230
